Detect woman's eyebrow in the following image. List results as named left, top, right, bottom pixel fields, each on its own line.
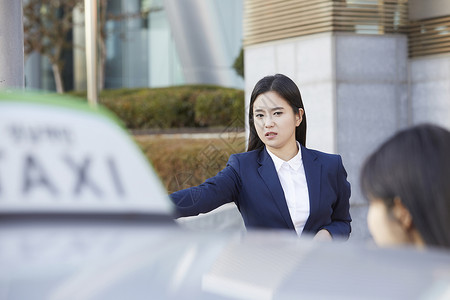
left=271, top=107, right=285, bottom=111
left=254, top=107, right=285, bottom=112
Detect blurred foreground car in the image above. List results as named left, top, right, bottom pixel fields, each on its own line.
left=0, top=91, right=450, bottom=300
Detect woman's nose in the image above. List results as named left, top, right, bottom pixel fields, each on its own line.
left=264, top=118, right=274, bottom=128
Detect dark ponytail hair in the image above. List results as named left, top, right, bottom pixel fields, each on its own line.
left=247, top=74, right=307, bottom=151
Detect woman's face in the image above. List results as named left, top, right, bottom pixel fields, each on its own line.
left=367, top=199, right=407, bottom=247
left=367, top=197, right=423, bottom=247
left=253, top=91, right=302, bottom=156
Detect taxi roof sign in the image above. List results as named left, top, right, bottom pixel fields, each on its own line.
left=0, top=90, right=173, bottom=215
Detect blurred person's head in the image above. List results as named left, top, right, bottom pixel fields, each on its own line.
left=361, top=124, right=450, bottom=249
left=247, top=74, right=307, bottom=152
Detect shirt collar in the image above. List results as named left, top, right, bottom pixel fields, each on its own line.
left=266, top=142, right=303, bottom=172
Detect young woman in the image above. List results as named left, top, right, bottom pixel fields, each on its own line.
left=170, top=74, right=351, bottom=240
left=361, top=124, right=450, bottom=249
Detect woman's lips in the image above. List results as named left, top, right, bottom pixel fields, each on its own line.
left=265, top=132, right=277, bottom=139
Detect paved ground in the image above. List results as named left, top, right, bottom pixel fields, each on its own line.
left=131, top=127, right=245, bottom=139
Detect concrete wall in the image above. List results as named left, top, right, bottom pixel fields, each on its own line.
left=335, top=33, right=408, bottom=240
left=410, top=55, right=450, bottom=130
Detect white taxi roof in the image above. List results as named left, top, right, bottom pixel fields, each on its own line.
left=0, top=90, right=173, bottom=215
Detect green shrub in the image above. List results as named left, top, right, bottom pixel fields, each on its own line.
left=71, top=85, right=244, bottom=130
left=135, top=135, right=246, bottom=193
left=233, top=47, right=244, bottom=78
left=194, top=89, right=245, bottom=127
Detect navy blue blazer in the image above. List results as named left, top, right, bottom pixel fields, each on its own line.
left=170, top=145, right=351, bottom=238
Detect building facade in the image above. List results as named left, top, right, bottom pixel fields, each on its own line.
left=25, top=0, right=244, bottom=91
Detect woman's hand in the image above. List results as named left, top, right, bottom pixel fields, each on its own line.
left=313, top=229, right=332, bottom=241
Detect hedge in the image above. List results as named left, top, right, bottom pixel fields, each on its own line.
left=71, top=85, right=245, bottom=129
left=135, top=135, right=247, bottom=193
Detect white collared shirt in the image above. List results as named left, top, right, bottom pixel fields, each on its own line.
left=267, top=143, right=310, bottom=236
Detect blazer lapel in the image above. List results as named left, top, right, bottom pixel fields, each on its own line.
left=257, top=148, right=295, bottom=229
left=301, top=146, right=322, bottom=231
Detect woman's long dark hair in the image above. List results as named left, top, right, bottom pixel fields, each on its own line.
left=360, top=124, right=450, bottom=248
left=247, top=74, right=307, bottom=151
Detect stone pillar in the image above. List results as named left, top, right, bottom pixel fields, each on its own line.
left=409, top=56, right=450, bottom=129
left=73, top=7, right=87, bottom=91
left=0, top=1, right=24, bottom=88
left=335, top=33, right=408, bottom=240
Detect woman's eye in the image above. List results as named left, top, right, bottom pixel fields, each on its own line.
left=274, top=111, right=283, bottom=116
left=255, top=113, right=264, bottom=118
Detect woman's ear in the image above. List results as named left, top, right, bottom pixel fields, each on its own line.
left=391, top=197, right=426, bottom=247
left=296, top=108, right=304, bottom=126
left=392, top=197, right=413, bottom=230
